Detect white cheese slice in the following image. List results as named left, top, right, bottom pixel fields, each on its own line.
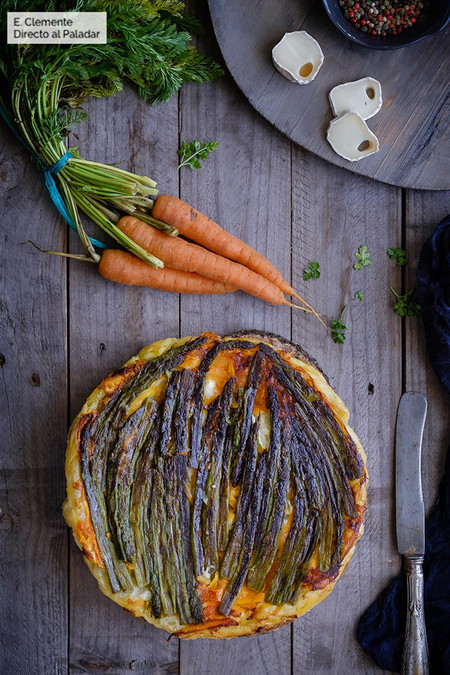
left=272, top=31, right=324, bottom=84
left=204, top=377, right=219, bottom=402
left=329, top=77, right=382, bottom=120
left=327, top=112, right=379, bottom=162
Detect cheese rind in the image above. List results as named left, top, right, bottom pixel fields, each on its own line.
left=272, top=31, right=324, bottom=84
left=327, top=112, right=379, bottom=162
left=329, top=77, right=382, bottom=120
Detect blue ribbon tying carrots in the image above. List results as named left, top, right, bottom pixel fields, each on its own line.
left=0, top=104, right=107, bottom=250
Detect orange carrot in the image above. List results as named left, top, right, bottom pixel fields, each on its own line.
left=153, top=195, right=300, bottom=300
left=152, top=195, right=322, bottom=323
left=117, top=216, right=303, bottom=309
left=98, top=249, right=236, bottom=295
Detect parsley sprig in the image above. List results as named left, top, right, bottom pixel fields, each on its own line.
left=303, top=261, right=321, bottom=280
left=354, top=291, right=364, bottom=301
left=390, top=287, right=421, bottom=317
left=353, top=245, right=372, bottom=270
left=387, top=248, right=407, bottom=266
left=331, top=306, right=348, bottom=344
left=177, top=140, right=219, bottom=170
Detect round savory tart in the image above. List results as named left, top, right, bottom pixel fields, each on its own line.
left=63, top=331, right=367, bottom=639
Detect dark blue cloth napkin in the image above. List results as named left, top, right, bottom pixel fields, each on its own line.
left=356, top=215, right=450, bottom=674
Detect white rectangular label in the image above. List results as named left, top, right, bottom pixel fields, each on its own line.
left=7, top=12, right=107, bottom=44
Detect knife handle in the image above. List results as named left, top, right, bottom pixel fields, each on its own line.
left=401, top=556, right=429, bottom=675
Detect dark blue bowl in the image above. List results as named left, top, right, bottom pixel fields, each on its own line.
left=322, top=0, right=450, bottom=49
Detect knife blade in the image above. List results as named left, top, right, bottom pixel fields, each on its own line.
left=396, top=391, right=427, bottom=556
left=395, top=391, right=429, bottom=675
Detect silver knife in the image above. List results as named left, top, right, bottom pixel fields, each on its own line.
left=396, top=392, right=429, bottom=675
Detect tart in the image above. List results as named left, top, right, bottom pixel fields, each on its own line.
left=63, top=331, right=367, bottom=638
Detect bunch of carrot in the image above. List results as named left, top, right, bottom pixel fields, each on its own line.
left=98, top=195, right=322, bottom=323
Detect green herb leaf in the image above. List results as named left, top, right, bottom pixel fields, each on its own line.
left=354, top=291, right=364, bottom=301
left=387, top=247, right=407, bottom=266
left=390, top=287, right=421, bottom=317
left=302, top=261, right=321, bottom=281
left=353, top=245, right=373, bottom=270
left=177, top=140, right=219, bottom=170
left=330, top=306, right=348, bottom=344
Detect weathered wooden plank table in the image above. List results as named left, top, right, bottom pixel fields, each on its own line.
left=1, top=2, right=449, bottom=673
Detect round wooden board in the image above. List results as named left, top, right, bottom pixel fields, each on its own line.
left=208, top=0, right=450, bottom=190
